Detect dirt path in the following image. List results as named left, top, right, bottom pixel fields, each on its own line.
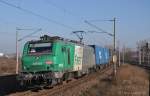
left=81, top=64, right=149, bottom=96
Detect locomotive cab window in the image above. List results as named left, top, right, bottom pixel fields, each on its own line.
left=28, top=43, right=52, bottom=54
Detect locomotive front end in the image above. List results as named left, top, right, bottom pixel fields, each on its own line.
left=18, top=40, right=56, bottom=86
left=22, top=42, right=54, bottom=72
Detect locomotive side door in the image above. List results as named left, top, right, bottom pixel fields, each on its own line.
left=62, top=46, right=71, bottom=70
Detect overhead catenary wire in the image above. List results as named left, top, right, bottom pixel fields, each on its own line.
left=45, top=0, right=113, bottom=39
left=44, top=0, right=85, bottom=20
left=18, top=28, right=42, bottom=41
left=0, top=0, right=75, bottom=30
left=84, top=20, right=113, bottom=36
left=86, top=19, right=113, bottom=22
left=44, top=0, right=92, bottom=32
left=44, top=0, right=94, bottom=40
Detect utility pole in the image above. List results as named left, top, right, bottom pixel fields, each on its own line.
left=112, top=17, right=117, bottom=77
left=16, top=29, right=19, bottom=74
left=113, top=18, right=116, bottom=53
left=142, top=49, right=145, bottom=63
left=138, top=41, right=142, bottom=65
left=85, top=17, right=117, bottom=76
left=139, top=48, right=142, bottom=65
left=122, top=45, right=125, bottom=65
left=148, top=53, right=150, bottom=65
left=118, top=41, right=120, bottom=66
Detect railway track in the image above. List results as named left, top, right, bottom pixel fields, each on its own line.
left=138, top=64, right=150, bottom=70
left=130, top=62, right=150, bottom=70
left=10, top=66, right=113, bottom=96
left=0, top=74, right=19, bottom=95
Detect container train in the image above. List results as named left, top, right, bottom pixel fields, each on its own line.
left=18, top=35, right=111, bottom=86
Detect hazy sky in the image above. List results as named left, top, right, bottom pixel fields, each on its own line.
left=0, top=0, right=150, bottom=53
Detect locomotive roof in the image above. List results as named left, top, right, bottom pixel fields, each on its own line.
left=28, top=35, right=84, bottom=45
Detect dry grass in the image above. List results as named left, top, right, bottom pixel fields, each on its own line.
left=0, top=57, right=17, bottom=74
left=81, top=64, right=149, bottom=96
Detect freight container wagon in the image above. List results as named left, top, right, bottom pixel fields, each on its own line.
left=82, top=45, right=95, bottom=74
left=90, top=45, right=110, bottom=67
left=103, top=48, right=110, bottom=64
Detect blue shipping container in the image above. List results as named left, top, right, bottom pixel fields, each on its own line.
left=90, top=45, right=110, bottom=65
left=104, top=48, right=110, bottom=64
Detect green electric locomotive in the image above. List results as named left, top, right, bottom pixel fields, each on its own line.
left=18, top=35, right=95, bottom=86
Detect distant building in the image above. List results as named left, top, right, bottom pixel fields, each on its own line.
left=0, top=53, right=4, bottom=57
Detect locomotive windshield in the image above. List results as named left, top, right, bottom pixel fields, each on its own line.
left=28, top=42, right=52, bottom=54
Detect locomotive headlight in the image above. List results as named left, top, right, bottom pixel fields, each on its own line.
left=45, top=60, right=53, bottom=64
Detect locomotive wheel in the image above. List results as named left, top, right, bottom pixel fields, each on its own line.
left=56, top=78, right=63, bottom=84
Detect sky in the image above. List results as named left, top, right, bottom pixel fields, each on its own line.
left=0, top=0, right=150, bottom=53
